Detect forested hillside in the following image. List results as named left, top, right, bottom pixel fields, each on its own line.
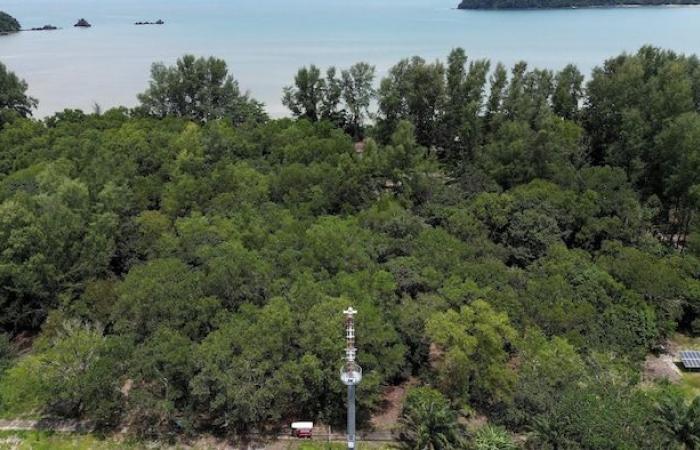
left=0, top=11, right=20, bottom=33
left=1, top=46, right=700, bottom=448
left=458, top=0, right=700, bottom=9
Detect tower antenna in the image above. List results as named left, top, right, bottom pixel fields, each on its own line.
left=340, top=307, right=362, bottom=449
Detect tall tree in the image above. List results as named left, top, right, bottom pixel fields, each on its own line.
left=552, top=64, right=584, bottom=121
left=283, top=65, right=345, bottom=125
left=443, top=50, right=489, bottom=160
left=655, top=112, right=700, bottom=247
left=484, top=62, right=508, bottom=134
left=377, top=57, right=445, bottom=146
left=341, top=62, right=376, bottom=140
left=282, top=65, right=325, bottom=122
left=137, top=55, right=267, bottom=125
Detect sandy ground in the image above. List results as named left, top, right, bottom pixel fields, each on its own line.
left=643, top=353, right=683, bottom=383
left=643, top=337, right=685, bottom=384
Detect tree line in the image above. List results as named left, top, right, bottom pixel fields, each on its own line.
left=1, top=47, right=700, bottom=448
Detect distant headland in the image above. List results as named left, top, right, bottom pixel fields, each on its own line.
left=458, top=0, right=700, bottom=8
left=0, top=11, right=20, bottom=34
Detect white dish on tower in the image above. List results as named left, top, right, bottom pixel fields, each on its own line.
left=340, top=362, right=363, bottom=385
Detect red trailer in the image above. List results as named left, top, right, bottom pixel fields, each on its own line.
left=291, top=421, right=313, bottom=438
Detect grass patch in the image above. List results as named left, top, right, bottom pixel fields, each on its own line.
left=679, top=373, right=700, bottom=398
left=671, top=333, right=700, bottom=350
left=0, top=431, right=216, bottom=449
left=0, top=431, right=137, bottom=450
left=0, top=432, right=394, bottom=450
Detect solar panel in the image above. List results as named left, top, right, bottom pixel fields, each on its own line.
left=680, top=351, right=700, bottom=369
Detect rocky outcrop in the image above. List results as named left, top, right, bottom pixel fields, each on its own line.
left=74, top=18, right=91, bottom=28
left=135, top=19, right=165, bottom=25
left=30, top=25, right=58, bottom=31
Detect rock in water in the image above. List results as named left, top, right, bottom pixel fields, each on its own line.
left=31, top=25, right=58, bottom=31
left=74, top=18, right=91, bottom=28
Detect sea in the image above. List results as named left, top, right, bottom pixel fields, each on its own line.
left=1, top=0, right=699, bottom=117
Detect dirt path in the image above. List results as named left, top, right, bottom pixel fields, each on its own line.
left=370, top=378, right=416, bottom=433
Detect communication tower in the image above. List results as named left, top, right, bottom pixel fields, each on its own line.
left=340, top=307, right=362, bottom=449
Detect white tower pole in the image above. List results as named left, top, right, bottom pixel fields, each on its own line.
left=341, top=307, right=361, bottom=449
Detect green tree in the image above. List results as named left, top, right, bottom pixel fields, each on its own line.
left=397, top=387, right=466, bottom=450
left=605, top=108, right=648, bottom=183
left=655, top=391, right=700, bottom=450
left=507, top=332, right=584, bottom=427
left=125, top=327, right=195, bottom=437
left=283, top=65, right=325, bottom=121
left=111, top=258, right=220, bottom=341
left=425, top=300, right=516, bottom=404
left=552, top=64, right=584, bottom=121
left=0, top=61, right=37, bottom=126
left=341, top=62, right=376, bottom=139
left=137, top=55, right=267, bottom=124
left=655, top=112, right=700, bottom=247
left=282, top=65, right=344, bottom=125
left=442, top=49, right=489, bottom=160
left=36, top=321, right=127, bottom=428
left=485, top=63, right=508, bottom=134
left=377, top=56, right=446, bottom=146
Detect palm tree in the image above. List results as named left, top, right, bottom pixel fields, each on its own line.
left=396, top=387, right=466, bottom=450
left=655, top=393, right=700, bottom=449
left=474, top=425, right=517, bottom=450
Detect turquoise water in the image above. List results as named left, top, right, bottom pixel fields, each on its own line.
left=1, top=0, right=700, bottom=116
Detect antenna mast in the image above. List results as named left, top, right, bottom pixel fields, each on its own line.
left=340, top=307, right=362, bottom=449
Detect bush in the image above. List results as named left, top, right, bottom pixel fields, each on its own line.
left=0, top=334, right=12, bottom=374
left=473, top=425, right=517, bottom=450
left=0, top=355, right=48, bottom=417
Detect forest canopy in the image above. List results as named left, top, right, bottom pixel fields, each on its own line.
left=1, top=48, right=700, bottom=448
